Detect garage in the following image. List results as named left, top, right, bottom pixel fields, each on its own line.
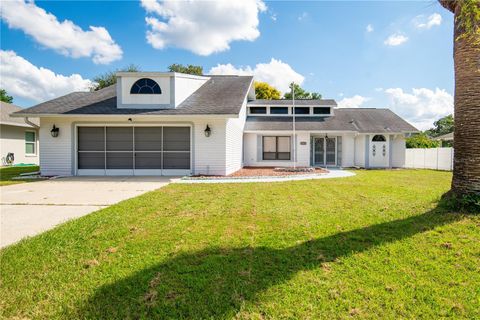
left=76, top=126, right=191, bottom=176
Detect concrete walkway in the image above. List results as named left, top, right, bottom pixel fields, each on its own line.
left=175, top=169, right=356, bottom=184
left=0, top=176, right=172, bottom=248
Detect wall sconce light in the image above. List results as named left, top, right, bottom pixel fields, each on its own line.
left=50, top=125, right=59, bottom=138
left=204, top=124, right=212, bottom=137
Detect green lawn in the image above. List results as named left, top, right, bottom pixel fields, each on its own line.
left=0, top=165, right=40, bottom=186
left=1, top=170, right=479, bottom=319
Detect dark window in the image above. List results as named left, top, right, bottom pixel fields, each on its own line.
left=130, top=78, right=161, bottom=94
left=263, top=136, right=291, bottom=160
left=249, top=107, right=267, bottom=114
left=270, top=107, right=289, bottom=114
left=294, top=107, right=310, bottom=114
left=313, top=107, right=331, bottom=115
left=372, top=135, right=386, bottom=142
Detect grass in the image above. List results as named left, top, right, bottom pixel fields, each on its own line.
left=1, top=170, right=479, bottom=319
left=0, top=165, right=40, bottom=186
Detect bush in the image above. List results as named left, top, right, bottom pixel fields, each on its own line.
left=406, top=133, right=440, bottom=148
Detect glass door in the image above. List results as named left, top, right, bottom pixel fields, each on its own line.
left=314, top=137, right=325, bottom=166
left=326, top=137, right=336, bottom=166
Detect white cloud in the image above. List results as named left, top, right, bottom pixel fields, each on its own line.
left=0, top=50, right=92, bottom=102
left=0, top=0, right=122, bottom=64
left=366, top=24, right=374, bottom=32
left=384, top=87, right=453, bottom=130
left=414, top=13, right=442, bottom=29
left=208, top=58, right=304, bottom=93
left=140, top=0, right=266, bottom=56
left=384, top=33, right=409, bottom=46
left=298, top=12, right=308, bottom=21
left=337, top=95, right=370, bottom=108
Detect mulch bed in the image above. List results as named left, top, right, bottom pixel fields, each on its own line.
left=190, top=167, right=328, bottom=178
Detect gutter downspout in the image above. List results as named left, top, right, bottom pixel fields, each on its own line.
left=24, top=117, right=39, bottom=128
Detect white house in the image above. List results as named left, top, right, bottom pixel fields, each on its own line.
left=1, top=101, right=39, bottom=166
left=12, top=72, right=418, bottom=176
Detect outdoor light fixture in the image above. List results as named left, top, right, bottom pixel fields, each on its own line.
left=204, top=124, right=212, bottom=137
left=50, top=125, right=59, bottom=138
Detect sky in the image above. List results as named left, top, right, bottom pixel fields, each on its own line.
left=0, top=0, right=455, bottom=130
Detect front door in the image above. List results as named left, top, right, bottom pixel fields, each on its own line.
left=370, top=135, right=389, bottom=167
left=314, top=137, right=325, bottom=166
left=313, top=137, right=336, bottom=166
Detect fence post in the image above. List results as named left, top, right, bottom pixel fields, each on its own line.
left=451, top=148, right=454, bottom=171
left=436, top=148, right=439, bottom=170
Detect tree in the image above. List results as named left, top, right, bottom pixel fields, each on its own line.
left=90, top=64, right=140, bottom=91
left=283, top=83, right=322, bottom=100
left=439, top=0, right=480, bottom=198
left=0, top=89, right=13, bottom=103
left=168, top=64, right=203, bottom=75
left=406, top=133, right=440, bottom=149
left=254, top=81, right=281, bottom=100
left=425, top=114, right=454, bottom=137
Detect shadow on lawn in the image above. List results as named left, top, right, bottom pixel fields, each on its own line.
left=76, top=206, right=461, bottom=319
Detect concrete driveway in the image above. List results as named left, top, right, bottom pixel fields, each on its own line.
left=0, top=176, right=172, bottom=248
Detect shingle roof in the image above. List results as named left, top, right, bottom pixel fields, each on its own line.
left=13, top=76, right=253, bottom=116
left=0, top=102, right=39, bottom=127
left=248, top=99, right=337, bottom=106
left=244, top=108, right=418, bottom=133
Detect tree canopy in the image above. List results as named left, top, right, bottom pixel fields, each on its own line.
left=406, top=133, right=440, bottom=149
left=425, top=114, right=454, bottom=138
left=254, top=82, right=281, bottom=100
left=283, top=83, right=322, bottom=100
left=91, top=64, right=140, bottom=91
left=0, top=89, right=13, bottom=103
left=168, top=64, right=203, bottom=76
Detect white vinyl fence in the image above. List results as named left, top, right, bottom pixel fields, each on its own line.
left=405, top=147, right=454, bottom=171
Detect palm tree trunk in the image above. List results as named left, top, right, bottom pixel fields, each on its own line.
left=440, top=0, right=480, bottom=196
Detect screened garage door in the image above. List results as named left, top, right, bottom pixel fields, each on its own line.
left=77, top=126, right=191, bottom=176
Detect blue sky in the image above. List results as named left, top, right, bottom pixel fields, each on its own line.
left=1, top=0, right=454, bottom=129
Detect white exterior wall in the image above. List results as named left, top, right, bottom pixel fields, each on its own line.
left=192, top=118, right=227, bottom=176
left=341, top=133, right=355, bottom=167
left=243, top=131, right=310, bottom=167
left=354, top=134, right=366, bottom=167
left=38, top=116, right=230, bottom=176
left=225, top=101, right=247, bottom=175
left=39, top=118, right=73, bottom=176
left=117, top=73, right=209, bottom=108
left=174, top=76, right=208, bottom=107
left=120, top=76, right=171, bottom=106
left=391, top=134, right=406, bottom=167
left=0, top=124, right=39, bottom=165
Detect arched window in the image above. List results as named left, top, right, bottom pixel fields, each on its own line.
left=372, top=135, right=386, bottom=142
left=130, top=78, right=161, bottom=94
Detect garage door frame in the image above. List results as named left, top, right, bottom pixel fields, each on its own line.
left=74, top=123, right=193, bottom=176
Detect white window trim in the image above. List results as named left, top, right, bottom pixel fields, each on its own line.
left=247, top=106, right=333, bottom=117
left=25, top=130, right=37, bottom=156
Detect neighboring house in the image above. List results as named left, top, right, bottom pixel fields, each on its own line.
left=0, top=101, right=39, bottom=166
left=434, top=132, right=454, bottom=146
left=12, top=72, right=418, bottom=176
left=434, top=132, right=453, bottom=141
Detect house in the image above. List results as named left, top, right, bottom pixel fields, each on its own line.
left=434, top=132, right=454, bottom=147
left=12, top=72, right=418, bottom=176
left=1, top=101, right=39, bottom=166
